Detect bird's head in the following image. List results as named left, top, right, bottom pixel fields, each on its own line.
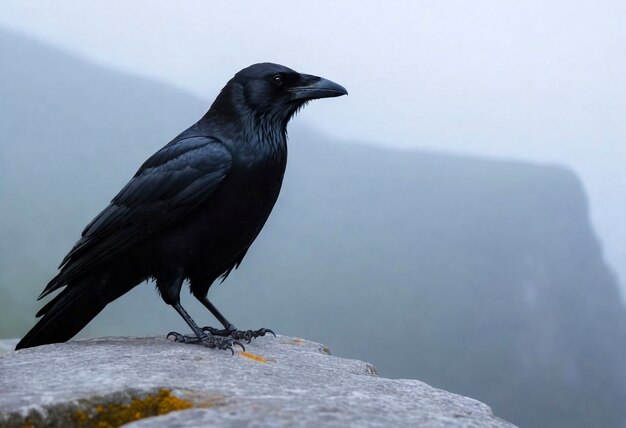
left=208, top=63, right=347, bottom=127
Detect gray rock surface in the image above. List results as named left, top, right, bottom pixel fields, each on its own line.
left=0, top=336, right=515, bottom=427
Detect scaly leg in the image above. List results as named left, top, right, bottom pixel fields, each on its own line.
left=158, top=273, right=243, bottom=354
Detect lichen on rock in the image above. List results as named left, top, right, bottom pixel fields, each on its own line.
left=1, top=387, right=209, bottom=428
left=72, top=388, right=194, bottom=428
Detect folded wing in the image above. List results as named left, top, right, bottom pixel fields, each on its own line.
left=40, top=137, right=232, bottom=299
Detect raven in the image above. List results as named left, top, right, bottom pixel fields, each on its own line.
left=16, top=63, right=347, bottom=352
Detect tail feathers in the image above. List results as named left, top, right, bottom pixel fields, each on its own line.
left=16, top=284, right=107, bottom=350
left=35, top=290, right=65, bottom=318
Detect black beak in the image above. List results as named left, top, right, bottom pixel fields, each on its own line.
left=289, top=74, right=348, bottom=101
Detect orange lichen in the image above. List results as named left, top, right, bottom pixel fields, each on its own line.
left=72, top=389, right=193, bottom=428
left=239, top=351, right=270, bottom=363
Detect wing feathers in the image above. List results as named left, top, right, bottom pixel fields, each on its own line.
left=43, top=137, right=232, bottom=299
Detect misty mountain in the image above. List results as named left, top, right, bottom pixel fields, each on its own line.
left=2, top=29, right=626, bottom=428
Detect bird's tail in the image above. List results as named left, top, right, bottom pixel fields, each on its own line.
left=15, top=278, right=107, bottom=350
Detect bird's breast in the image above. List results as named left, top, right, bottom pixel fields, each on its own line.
left=160, top=148, right=287, bottom=275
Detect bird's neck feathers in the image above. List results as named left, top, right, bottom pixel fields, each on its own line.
left=201, top=82, right=300, bottom=152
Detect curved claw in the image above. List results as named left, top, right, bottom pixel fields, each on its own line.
left=207, top=337, right=232, bottom=354
left=233, top=340, right=246, bottom=352
left=167, top=331, right=200, bottom=344
left=225, top=339, right=246, bottom=354
left=224, top=345, right=235, bottom=356
left=167, top=331, right=184, bottom=342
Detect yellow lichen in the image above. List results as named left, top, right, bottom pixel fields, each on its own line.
left=73, top=389, right=193, bottom=428
left=74, top=410, right=89, bottom=425
left=239, top=351, right=270, bottom=363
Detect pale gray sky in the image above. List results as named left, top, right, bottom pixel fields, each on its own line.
left=1, top=0, right=625, bottom=295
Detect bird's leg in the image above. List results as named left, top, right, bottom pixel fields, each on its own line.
left=159, top=273, right=243, bottom=353
left=167, top=302, right=244, bottom=354
left=196, top=295, right=275, bottom=343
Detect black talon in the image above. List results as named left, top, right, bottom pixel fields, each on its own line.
left=167, top=331, right=184, bottom=342
left=220, top=342, right=235, bottom=355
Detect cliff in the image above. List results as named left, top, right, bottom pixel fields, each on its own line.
left=0, top=336, right=514, bottom=427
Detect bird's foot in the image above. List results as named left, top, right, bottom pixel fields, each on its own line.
left=166, top=331, right=245, bottom=354
left=201, top=326, right=276, bottom=343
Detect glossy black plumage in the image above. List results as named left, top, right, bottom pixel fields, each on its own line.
left=16, top=63, right=347, bottom=350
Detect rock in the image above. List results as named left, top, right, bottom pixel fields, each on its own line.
left=0, top=336, right=515, bottom=427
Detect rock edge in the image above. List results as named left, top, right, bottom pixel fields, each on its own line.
left=0, top=336, right=515, bottom=427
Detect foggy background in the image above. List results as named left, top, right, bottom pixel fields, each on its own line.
left=1, top=2, right=626, bottom=428
left=2, top=1, right=624, bottom=296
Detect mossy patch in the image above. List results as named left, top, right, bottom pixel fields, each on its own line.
left=72, top=389, right=192, bottom=427
left=2, top=388, right=221, bottom=428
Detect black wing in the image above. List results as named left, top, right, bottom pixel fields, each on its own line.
left=40, top=137, right=232, bottom=298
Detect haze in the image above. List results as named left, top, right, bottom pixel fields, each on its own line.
left=1, top=1, right=623, bottom=296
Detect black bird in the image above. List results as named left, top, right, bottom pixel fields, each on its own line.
left=16, top=63, right=347, bottom=351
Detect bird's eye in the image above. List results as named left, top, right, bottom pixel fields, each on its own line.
left=272, top=74, right=284, bottom=86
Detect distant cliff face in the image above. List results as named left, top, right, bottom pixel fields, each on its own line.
left=276, top=138, right=626, bottom=428
left=1, top=29, right=626, bottom=428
